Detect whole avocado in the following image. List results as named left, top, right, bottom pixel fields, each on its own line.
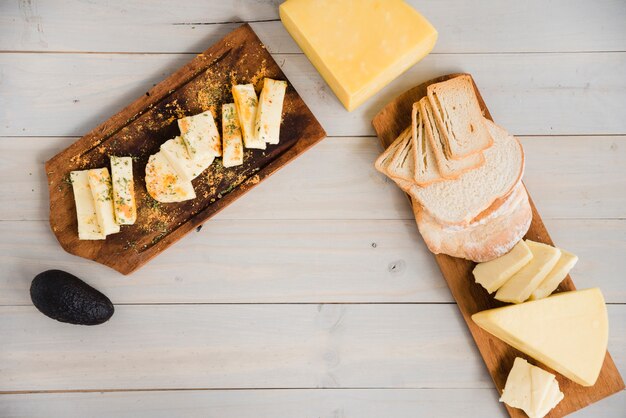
left=30, top=270, right=114, bottom=325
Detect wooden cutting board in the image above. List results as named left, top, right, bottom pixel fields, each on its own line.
left=45, top=24, right=326, bottom=275
left=372, top=73, right=624, bottom=418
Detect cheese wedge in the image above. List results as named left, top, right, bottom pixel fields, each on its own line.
left=70, top=170, right=105, bottom=240
left=255, top=78, right=287, bottom=144
left=145, top=152, right=196, bottom=203
left=473, top=240, right=533, bottom=293
left=161, top=136, right=214, bottom=182
left=178, top=110, right=222, bottom=158
left=495, top=240, right=561, bottom=304
left=472, top=288, right=609, bottom=386
left=530, top=249, right=578, bottom=300
left=221, top=103, right=244, bottom=168
left=87, top=168, right=120, bottom=236
left=499, top=357, right=532, bottom=413
left=280, top=0, right=437, bottom=111
left=110, top=156, right=136, bottom=225
left=529, top=363, right=557, bottom=417
left=232, top=84, right=265, bottom=150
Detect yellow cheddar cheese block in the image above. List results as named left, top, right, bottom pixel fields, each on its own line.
left=280, top=0, right=437, bottom=111
left=473, top=240, right=533, bottom=293
left=472, top=288, right=609, bottom=387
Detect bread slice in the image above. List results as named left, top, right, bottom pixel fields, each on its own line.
left=409, top=118, right=524, bottom=226
left=411, top=102, right=444, bottom=186
left=420, top=97, right=485, bottom=179
left=427, top=75, right=493, bottom=159
left=385, top=127, right=415, bottom=184
left=374, top=127, right=413, bottom=192
left=414, top=183, right=532, bottom=262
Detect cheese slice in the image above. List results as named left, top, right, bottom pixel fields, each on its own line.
left=178, top=110, right=222, bottom=158
left=110, top=156, right=137, bottom=225
left=534, top=380, right=563, bottom=418
left=87, top=168, right=120, bottom=236
left=161, top=136, right=214, bottom=181
left=145, top=152, right=196, bottom=203
left=529, top=364, right=556, bottom=417
left=472, top=288, right=609, bottom=386
left=221, top=103, right=244, bottom=168
left=530, top=249, right=578, bottom=300
left=499, top=357, right=532, bottom=412
left=255, top=78, right=287, bottom=144
left=495, top=240, right=561, bottom=303
left=473, top=240, right=533, bottom=293
left=280, top=0, right=437, bottom=111
left=70, top=170, right=105, bottom=240
left=232, top=84, right=265, bottom=150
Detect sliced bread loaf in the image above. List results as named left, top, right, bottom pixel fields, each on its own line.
left=427, top=75, right=493, bottom=159
left=409, top=118, right=524, bottom=226
left=374, top=127, right=414, bottom=192
left=411, top=101, right=444, bottom=186
left=413, top=183, right=532, bottom=262
left=421, top=97, right=484, bottom=179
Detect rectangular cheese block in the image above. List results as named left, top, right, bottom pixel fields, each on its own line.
left=280, top=0, right=437, bottom=111
left=161, top=136, right=214, bottom=182
left=87, top=168, right=120, bottom=236
left=145, top=152, right=196, bottom=203
left=70, top=170, right=105, bottom=240
left=255, top=78, right=287, bottom=144
left=495, top=240, right=561, bottom=304
left=221, top=103, right=244, bottom=168
left=110, top=156, right=137, bottom=225
left=232, top=84, right=265, bottom=150
left=473, top=240, right=533, bottom=293
left=472, top=288, right=609, bottom=387
left=530, top=249, right=578, bottom=300
left=499, top=357, right=532, bottom=412
left=178, top=110, right=222, bottom=158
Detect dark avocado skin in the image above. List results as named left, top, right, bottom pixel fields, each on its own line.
left=30, top=270, right=114, bottom=325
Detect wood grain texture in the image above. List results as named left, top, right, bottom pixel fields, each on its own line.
left=1, top=0, right=625, bottom=53
left=0, top=304, right=623, bottom=393
left=1, top=218, right=625, bottom=306
left=1, top=389, right=624, bottom=418
left=44, top=24, right=326, bottom=274
left=2, top=136, right=626, bottom=222
left=2, top=52, right=626, bottom=138
left=372, top=74, right=625, bottom=417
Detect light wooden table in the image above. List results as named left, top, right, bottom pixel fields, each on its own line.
left=0, top=1, right=625, bottom=416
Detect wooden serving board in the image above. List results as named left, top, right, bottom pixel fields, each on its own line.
left=45, top=24, right=326, bottom=275
left=372, top=74, right=624, bottom=418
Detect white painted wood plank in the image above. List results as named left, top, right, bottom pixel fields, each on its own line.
left=2, top=136, right=624, bottom=222
left=1, top=53, right=625, bottom=137
left=1, top=388, right=623, bottom=418
left=0, top=218, right=625, bottom=306
left=0, top=304, right=624, bottom=392
left=1, top=1, right=625, bottom=53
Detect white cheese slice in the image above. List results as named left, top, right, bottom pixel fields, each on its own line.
left=232, top=84, right=266, bottom=149
left=161, top=136, right=214, bottom=181
left=530, top=249, right=578, bottom=300
left=178, top=110, right=222, bottom=159
left=87, top=168, right=120, bottom=236
left=110, top=156, right=137, bottom=225
left=472, top=288, right=608, bottom=387
left=221, top=103, right=244, bottom=168
left=495, top=240, right=561, bottom=304
left=533, top=379, right=563, bottom=418
left=529, top=364, right=556, bottom=417
left=70, top=170, right=105, bottom=240
left=499, top=357, right=532, bottom=412
left=473, top=240, right=533, bottom=293
left=145, top=151, right=196, bottom=203
left=254, top=78, right=287, bottom=144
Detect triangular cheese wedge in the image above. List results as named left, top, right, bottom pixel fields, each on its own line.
left=472, top=288, right=608, bottom=386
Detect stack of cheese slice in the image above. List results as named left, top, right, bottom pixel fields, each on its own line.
left=473, top=239, right=578, bottom=303
left=71, top=156, right=137, bottom=240
left=146, top=78, right=288, bottom=203
left=375, top=75, right=529, bottom=262
left=499, top=357, right=564, bottom=418
left=472, top=288, right=609, bottom=388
